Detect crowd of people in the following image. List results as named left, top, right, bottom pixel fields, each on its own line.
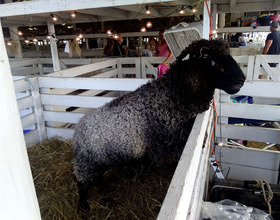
left=103, top=29, right=173, bottom=67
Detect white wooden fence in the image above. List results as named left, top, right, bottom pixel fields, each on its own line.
left=9, top=54, right=280, bottom=81
left=11, top=54, right=280, bottom=219
left=9, top=57, right=167, bottom=78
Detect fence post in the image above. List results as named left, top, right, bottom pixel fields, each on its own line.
left=140, top=57, right=146, bottom=78
left=135, top=57, right=141, bottom=78
left=28, top=77, right=47, bottom=141
left=117, top=58, right=122, bottom=78
left=214, top=89, right=229, bottom=144
left=38, top=58, right=43, bottom=75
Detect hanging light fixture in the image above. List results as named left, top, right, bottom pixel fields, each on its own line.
left=7, top=40, right=12, bottom=46
left=189, top=5, right=197, bottom=13
left=113, top=34, right=119, bottom=39
left=24, top=39, right=30, bottom=44
left=18, top=30, right=23, bottom=36
left=179, top=6, right=185, bottom=15
left=33, top=37, right=38, bottom=43
left=51, top=14, right=58, bottom=22
left=71, top=11, right=77, bottom=18
left=46, top=35, right=52, bottom=40
left=140, top=26, right=147, bottom=32
left=75, top=36, right=81, bottom=41
left=145, top=5, right=151, bottom=15
left=146, top=21, right=152, bottom=28
left=107, top=30, right=112, bottom=35
left=78, top=33, right=83, bottom=39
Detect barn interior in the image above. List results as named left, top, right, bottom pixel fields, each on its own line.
left=1, top=0, right=280, bottom=220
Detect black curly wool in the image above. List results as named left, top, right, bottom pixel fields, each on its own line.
left=72, top=39, right=245, bottom=207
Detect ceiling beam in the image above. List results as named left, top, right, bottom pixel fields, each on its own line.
left=273, top=0, right=280, bottom=8
left=0, top=0, right=175, bottom=17
left=81, top=8, right=129, bottom=20
left=217, top=2, right=280, bottom=13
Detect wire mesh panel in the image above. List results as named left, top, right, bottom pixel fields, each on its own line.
left=164, top=22, right=202, bottom=58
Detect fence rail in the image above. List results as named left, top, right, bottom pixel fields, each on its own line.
left=9, top=54, right=280, bottom=81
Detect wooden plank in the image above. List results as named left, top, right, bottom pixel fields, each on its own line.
left=17, top=96, right=33, bottom=111
left=21, top=113, right=36, bottom=129
left=41, top=94, right=115, bottom=108
left=47, top=59, right=117, bottom=77
left=216, top=145, right=280, bottom=170
left=215, top=146, right=280, bottom=183
left=9, top=58, right=38, bottom=68
left=158, top=109, right=211, bottom=220
left=12, top=67, right=40, bottom=76
left=93, top=69, right=117, bottom=78
left=43, top=111, right=84, bottom=124
left=232, top=81, right=280, bottom=98
left=0, top=0, right=174, bottom=17
left=24, top=129, right=40, bottom=148
left=217, top=124, right=280, bottom=144
left=13, top=79, right=31, bottom=93
left=219, top=103, right=280, bottom=121
left=254, top=55, right=280, bottom=81
left=38, top=77, right=150, bottom=91
left=121, top=68, right=138, bottom=74
left=0, top=20, right=41, bottom=219
left=46, top=127, right=74, bottom=139
left=48, top=22, right=60, bottom=72
left=219, top=163, right=279, bottom=184
left=42, top=67, right=54, bottom=73
left=29, top=77, right=47, bottom=141
left=188, top=110, right=214, bottom=220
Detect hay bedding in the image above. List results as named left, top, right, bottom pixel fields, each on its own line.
left=27, top=138, right=174, bottom=220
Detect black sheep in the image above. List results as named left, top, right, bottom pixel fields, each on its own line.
left=73, top=39, right=245, bottom=209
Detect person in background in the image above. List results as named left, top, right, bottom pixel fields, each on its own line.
left=156, top=29, right=173, bottom=77
left=262, top=21, right=280, bottom=67
left=103, top=37, right=114, bottom=57
left=148, top=37, right=158, bottom=56
left=156, top=29, right=172, bottom=65
left=112, top=34, right=125, bottom=57
left=126, top=40, right=138, bottom=57
left=141, top=43, right=153, bottom=57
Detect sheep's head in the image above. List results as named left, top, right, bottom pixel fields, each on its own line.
left=177, top=39, right=245, bottom=95
left=199, top=47, right=245, bottom=94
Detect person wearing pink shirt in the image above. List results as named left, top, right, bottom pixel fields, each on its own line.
left=156, top=29, right=173, bottom=77
left=156, top=29, right=173, bottom=65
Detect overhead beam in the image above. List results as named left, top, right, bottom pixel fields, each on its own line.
left=273, top=0, right=280, bottom=8
left=0, top=0, right=175, bottom=17
left=216, top=1, right=280, bottom=12
left=81, top=8, right=128, bottom=20
left=118, top=5, right=160, bottom=17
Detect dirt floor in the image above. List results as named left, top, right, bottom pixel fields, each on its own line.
left=27, top=138, right=174, bottom=220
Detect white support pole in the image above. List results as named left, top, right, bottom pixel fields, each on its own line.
left=212, top=4, right=218, bottom=31
left=0, top=20, right=41, bottom=220
left=203, top=0, right=211, bottom=39
left=218, top=13, right=226, bottom=28
left=47, top=22, right=60, bottom=71
left=9, top=26, right=23, bottom=58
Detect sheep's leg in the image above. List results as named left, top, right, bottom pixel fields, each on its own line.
left=77, top=181, right=91, bottom=210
